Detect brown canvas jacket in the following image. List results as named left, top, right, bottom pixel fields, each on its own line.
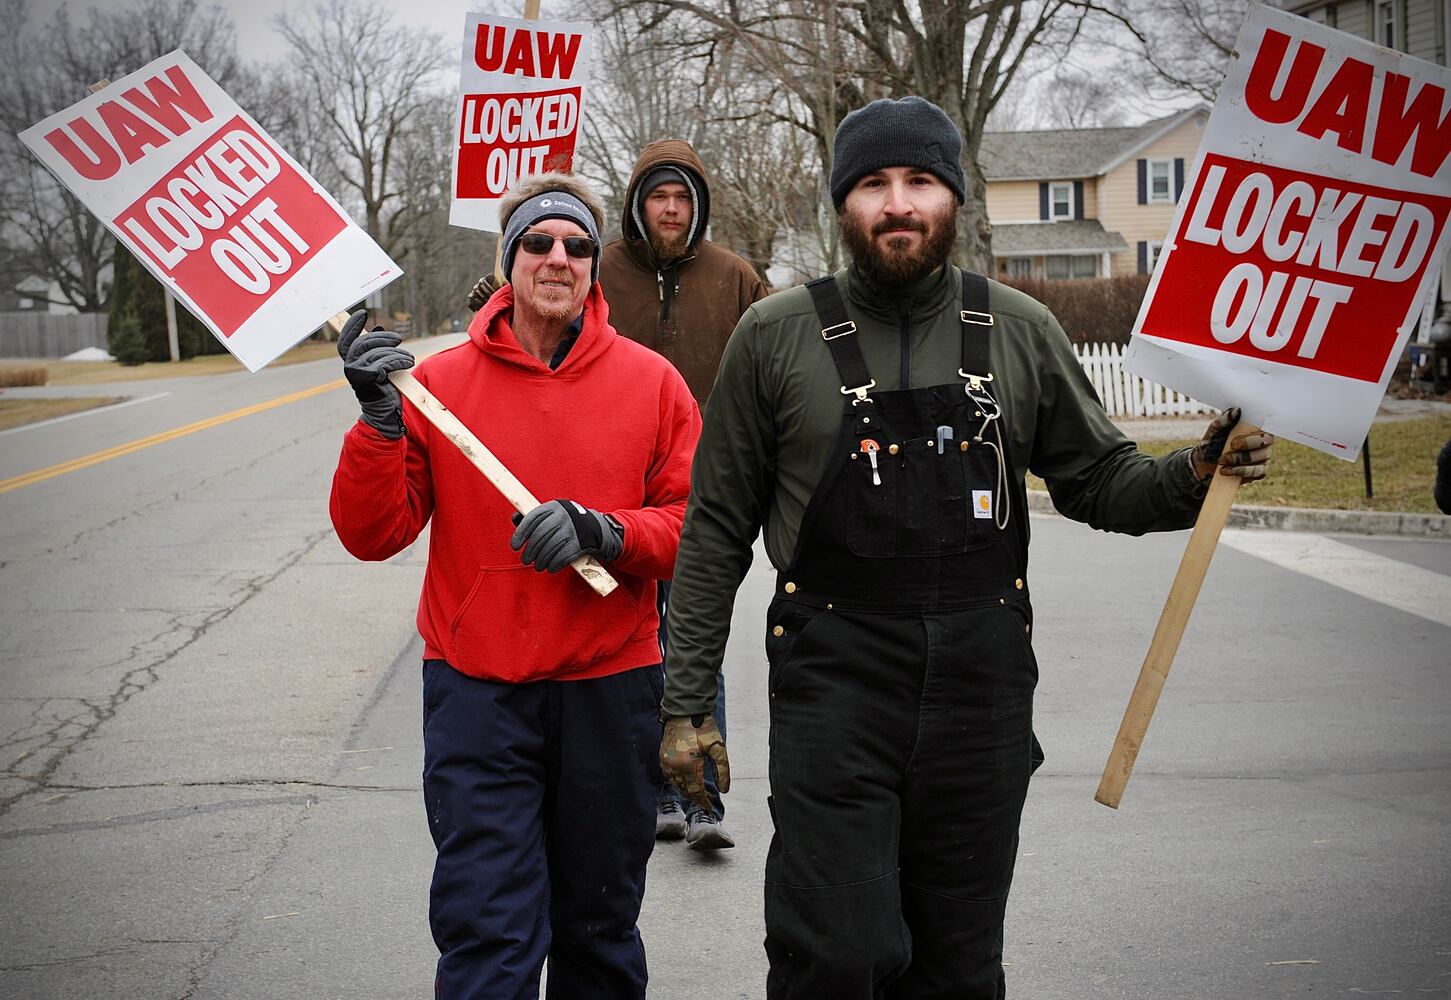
left=598, top=139, right=768, bottom=405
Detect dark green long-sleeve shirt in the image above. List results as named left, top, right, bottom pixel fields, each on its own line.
left=661, top=263, right=1205, bottom=718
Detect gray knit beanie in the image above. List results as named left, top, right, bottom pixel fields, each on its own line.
left=502, top=189, right=603, bottom=284
left=829, top=97, right=966, bottom=208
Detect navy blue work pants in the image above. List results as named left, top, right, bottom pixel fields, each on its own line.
left=421, top=659, right=662, bottom=1000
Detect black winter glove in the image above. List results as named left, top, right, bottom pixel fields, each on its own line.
left=510, top=499, right=624, bottom=573
left=338, top=309, right=415, bottom=440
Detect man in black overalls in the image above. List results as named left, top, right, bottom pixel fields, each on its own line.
left=658, top=97, right=1274, bottom=998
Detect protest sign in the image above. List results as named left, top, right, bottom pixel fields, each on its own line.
left=18, top=51, right=400, bottom=373
left=449, top=12, right=591, bottom=232
left=1125, top=4, right=1451, bottom=460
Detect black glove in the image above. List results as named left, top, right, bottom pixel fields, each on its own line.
left=510, top=499, right=624, bottom=573
left=338, top=309, right=414, bottom=440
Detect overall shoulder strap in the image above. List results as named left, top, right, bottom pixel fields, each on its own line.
left=805, top=275, right=875, bottom=403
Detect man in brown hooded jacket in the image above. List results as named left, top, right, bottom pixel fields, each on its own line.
left=601, top=139, right=767, bottom=849
left=597, top=139, right=768, bottom=405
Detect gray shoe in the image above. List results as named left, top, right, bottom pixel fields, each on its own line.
left=656, top=802, right=688, bottom=840
left=685, top=810, right=735, bottom=851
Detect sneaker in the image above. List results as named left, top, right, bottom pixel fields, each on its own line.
left=656, top=802, right=688, bottom=840
left=685, top=810, right=735, bottom=851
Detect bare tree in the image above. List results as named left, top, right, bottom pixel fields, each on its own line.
left=0, top=0, right=242, bottom=310
left=596, top=0, right=1094, bottom=271
left=274, top=0, right=448, bottom=257
left=1093, top=0, right=1250, bottom=105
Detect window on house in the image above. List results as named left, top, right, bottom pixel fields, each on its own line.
left=1378, top=0, right=1395, bottom=48
left=1005, top=257, right=1034, bottom=278
left=1146, top=241, right=1164, bottom=273
left=18, top=297, right=34, bottom=309
left=1147, top=160, right=1173, bottom=203
left=1049, top=182, right=1074, bottom=221
left=1044, top=255, right=1097, bottom=280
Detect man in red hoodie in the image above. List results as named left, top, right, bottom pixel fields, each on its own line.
left=330, top=173, right=701, bottom=1000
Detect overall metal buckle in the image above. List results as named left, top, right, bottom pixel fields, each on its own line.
left=821, top=321, right=857, bottom=341
left=961, top=309, right=994, bottom=326
left=840, top=380, right=877, bottom=404
left=960, top=370, right=1000, bottom=420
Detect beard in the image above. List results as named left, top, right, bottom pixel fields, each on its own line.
left=526, top=267, right=583, bottom=321
left=839, top=201, right=958, bottom=287
left=647, top=225, right=689, bottom=263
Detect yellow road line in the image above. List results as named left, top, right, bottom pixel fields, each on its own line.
left=0, top=379, right=345, bottom=496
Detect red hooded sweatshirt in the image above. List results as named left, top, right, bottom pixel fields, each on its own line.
left=330, top=283, right=701, bottom=683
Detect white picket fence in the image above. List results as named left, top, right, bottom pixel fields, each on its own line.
left=1072, top=342, right=1211, bottom=418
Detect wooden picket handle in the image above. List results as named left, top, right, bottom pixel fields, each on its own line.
left=1094, top=422, right=1256, bottom=808
left=331, top=312, right=618, bottom=597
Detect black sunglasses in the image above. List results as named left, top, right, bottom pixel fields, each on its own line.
left=517, top=233, right=597, bottom=259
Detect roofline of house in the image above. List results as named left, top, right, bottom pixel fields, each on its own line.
left=991, top=245, right=1130, bottom=256
left=1095, top=103, right=1211, bottom=176
left=980, top=104, right=1211, bottom=182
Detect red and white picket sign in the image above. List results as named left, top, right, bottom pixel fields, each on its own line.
left=1126, top=5, right=1451, bottom=460
left=449, top=13, right=591, bottom=232
left=19, top=51, right=400, bottom=372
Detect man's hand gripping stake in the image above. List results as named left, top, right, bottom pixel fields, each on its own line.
left=331, top=310, right=618, bottom=597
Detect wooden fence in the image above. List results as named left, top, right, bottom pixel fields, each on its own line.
left=1072, top=342, right=1211, bottom=418
left=0, top=312, right=109, bottom=359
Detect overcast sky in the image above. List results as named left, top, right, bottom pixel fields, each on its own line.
left=27, top=0, right=578, bottom=63
left=229, top=0, right=495, bottom=59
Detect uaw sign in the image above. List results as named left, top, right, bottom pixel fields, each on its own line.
left=19, top=51, right=400, bottom=372
left=449, top=13, right=591, bottom=232
left=1126, top=4, right=1451, bottom=459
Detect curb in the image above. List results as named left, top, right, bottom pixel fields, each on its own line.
left=1025, top=490, right=1449, bottom=538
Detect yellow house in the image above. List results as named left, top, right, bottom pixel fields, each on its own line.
left=978, top=105, right=1210, bottom=280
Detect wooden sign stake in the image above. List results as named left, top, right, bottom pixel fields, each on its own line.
left=329, top=311, right=618, bottom=597
left=1095, top=421, right=1256, bottom=808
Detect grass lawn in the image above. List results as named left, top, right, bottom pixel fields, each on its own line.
left=0, top=339, right=341, bottom=387
left=0, top=396, right=127, bottom=431
left=1029, top=414, right=1451, bottom=514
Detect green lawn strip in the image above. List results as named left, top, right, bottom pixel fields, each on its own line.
left=0, top=340, right=342, bottom=387
left=1027, top=414, right=1451, bottom=514
left=0, top=396, right=128, bottom=431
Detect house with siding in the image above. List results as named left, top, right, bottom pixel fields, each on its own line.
left=977, top=105, right=1210, bottom=281
left=1289, top=0, right=1446, bottom=63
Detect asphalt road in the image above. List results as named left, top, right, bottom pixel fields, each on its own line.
left=1, top=355, right=1447, bottom=999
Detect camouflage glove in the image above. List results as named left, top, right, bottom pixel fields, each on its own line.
left=467, top=273, right=500, bottom=311
left=1189, top=407, right=1276, bottom=483
left=660, top=714, right=731, bottom=813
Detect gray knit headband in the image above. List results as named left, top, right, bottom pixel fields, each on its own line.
left=502, top=190, right=602, bottom=284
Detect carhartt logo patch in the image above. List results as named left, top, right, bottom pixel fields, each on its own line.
left=972, top=490, right=993, bottom=519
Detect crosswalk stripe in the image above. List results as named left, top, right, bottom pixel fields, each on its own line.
left=1219, top=528, right=1451, bottom=629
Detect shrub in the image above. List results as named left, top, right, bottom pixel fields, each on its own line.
left=0, top=365, right=48, bottom=386
left=1000, top=274, right=1151, bottom=346
left=108, top=301, right=149, bottom=366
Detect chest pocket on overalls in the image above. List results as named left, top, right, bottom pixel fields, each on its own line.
left=845, top=425, right=995, bottom=558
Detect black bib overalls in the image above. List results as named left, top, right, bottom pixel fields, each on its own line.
left=762, top=272, right=1043, bottom=1000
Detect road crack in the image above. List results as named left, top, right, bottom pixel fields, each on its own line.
left=0, top=529, right=336, bottom=818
